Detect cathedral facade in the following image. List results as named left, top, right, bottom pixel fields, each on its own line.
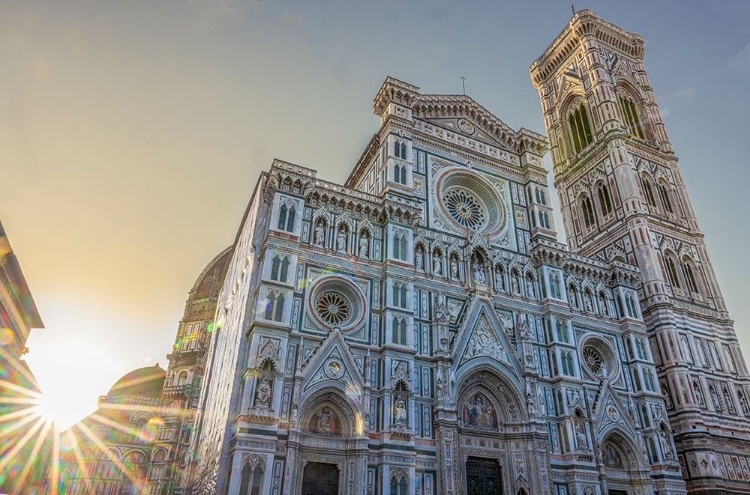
left=180, top=10, right=750, bottom=495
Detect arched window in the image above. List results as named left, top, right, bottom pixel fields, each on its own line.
left=239, top=460, right=264, bottom=495
left=597, top=183, right=613, bottom=217
left=393, top=232, right=408, bottom=261
left=274, top=294, right=285, bottom=321
left=581, top=195, right=597, bottom=229
left=394, top=140, right=407, bottom=159
left=641, top=174, right=657, bottom=207
left=539, top=211, right=550, bottom=229
left=280, top=257, right=290, bottom=282
left=177, top=371, right=188, bottom=386
left=270, top=255, right=290, bottom=282
left=392, top=317, right=407, bottom=345
left=658, top=182, right=674, bottom=214
left=535, top=187, right=547, bottom=205
left=682, top=258, right=700, bottom=294
left=394, top=164, right=407, bottom=185
left=277, top=203, right=296, bottom=232
left=390, top=472, right=408, bottom=495
left=392, top=282, right=408, bottom=309
left=264, top=293, right=275, bottom=320
left=664, top=254, right=681, bottom=289
left=618, top=91, right=645, bottom=139
left=625, top=293, right=637, bottom=318
left=567, top=102, right=594, bottom=154
left=277, top=204, right=287, bottom=230
left=265, top=292, right=284, bottom=322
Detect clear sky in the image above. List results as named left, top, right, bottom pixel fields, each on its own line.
left=3, top=0, right=750, bottom=428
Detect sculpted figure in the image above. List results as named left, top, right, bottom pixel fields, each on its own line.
left=394, top=397, right=407, bottom=424
left=359, top=236, right=368, bottom=257
left=337, top=230, right=346, bottom=252
left=433, top=253, right=442, bottom=276
left=314, top=225, right=325, bottom=247
left=450, top=257, right=459, bottom=279
left=255, top=377, right=271, bottom=407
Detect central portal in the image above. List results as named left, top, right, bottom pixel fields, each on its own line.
left=466, top=457, right=503, bottom=495
left=301, top=462, right=339, bottom=495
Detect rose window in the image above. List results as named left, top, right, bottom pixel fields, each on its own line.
left=583, top=345, right=604, bottom=376
left=443, top=189, right=487, bottom=230
left=315, top=292, right=351, bottom=326
left=436, top=170, right=507, bottom=236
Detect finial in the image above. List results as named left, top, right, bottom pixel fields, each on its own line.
left=571, top=4, right=575, bottom=15
left=460, top=76, right=467, bottom=96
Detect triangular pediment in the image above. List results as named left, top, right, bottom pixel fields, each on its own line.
left=301, top=330, right=365, bottom=403
left=452, top=299, right=522, bottom=374
left=412, top=95, right=547, bottom=156
left=592, top=382, right=638, bottom=436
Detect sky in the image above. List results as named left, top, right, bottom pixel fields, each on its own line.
left=2, top=0, right=750, bottom=429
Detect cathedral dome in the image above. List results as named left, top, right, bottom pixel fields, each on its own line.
left=183, top=247, right=233, bottom=320
left=106, top=364, right=166, bottom=399
left=189, top=247, right=233, bottom=300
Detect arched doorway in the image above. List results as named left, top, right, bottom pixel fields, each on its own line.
left=450, top=368, right=544, bottom=495
left=600, top=432, right=651, bottom=495
left=286, top=390, right=367, bottom=495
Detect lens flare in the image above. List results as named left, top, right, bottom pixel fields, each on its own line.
left=0, top=328, right=14, bottom=346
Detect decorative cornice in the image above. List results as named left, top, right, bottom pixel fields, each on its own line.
left=530, top=9, right=645, bottom=87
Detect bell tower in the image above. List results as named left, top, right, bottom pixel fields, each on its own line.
left=531, top=10, right=750, bottom=494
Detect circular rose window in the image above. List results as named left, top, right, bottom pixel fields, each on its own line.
left=316, top=292, right=352, bottom=326
left=437, top=169, right=506, bottom=236
left=443, top=188, right=487, bottom=230
left=307, top=276, right=366, bottom=332
left=581, top=338, right=618, bottom=380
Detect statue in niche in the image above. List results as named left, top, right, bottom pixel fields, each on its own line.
left=659, top=425, right=675, bottom=460
left=575, top=416, right=588, bottom=448
left=314, top=224, right=325, bottom=247
left=494, top=267, right=505, bottom=290
left=724, top=387, right=736, bottom=413
left=415, top=247, right=424, bottom=270
left=394, top=396, right=407, bottom=424
left=359, top=235, right=369, bottom=258
left=464, top=392, right=497, bottom=430
left=518, top=315, right=532, bottom=340
left=527, top=392, right=537, bottom=417
left=694, top=383, right=705, bottom=407
left=436, top=378, right=445, bottom=399
left=336, top=229, right=347, bottom=252
left=473, top=262, right=486, bottom=284
left=450, top=256, right=459, bottom=279
left=511, top=271, right=520, bottom=294
left=584, top=291, right=594, bottom=313
left=599, top=293, right=609, bottom=316
left=433, top=252, right=442, bottom=276
left=526, top=278, right=535, bottom=298
left=739, top=391, right=749, bottom=415
left=254, top=376, right=272, bottom=408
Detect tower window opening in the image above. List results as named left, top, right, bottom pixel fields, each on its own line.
left=568, top=103, right=594, bottom=154
left=618, top=93, right=645, bottom=139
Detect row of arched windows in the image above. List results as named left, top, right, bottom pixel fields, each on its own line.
left=663, top=252, right=704, bottom=295
left=270, top=255, right=290, bottom=283
left=640, top=173, right=676, bottom=215
left=562, top=88, right=648, bottom=160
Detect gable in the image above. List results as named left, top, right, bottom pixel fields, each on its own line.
left=301, top=330, right=365, bottom=403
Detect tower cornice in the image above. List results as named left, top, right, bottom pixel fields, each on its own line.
left=530, top=9, right=645, bottom=87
